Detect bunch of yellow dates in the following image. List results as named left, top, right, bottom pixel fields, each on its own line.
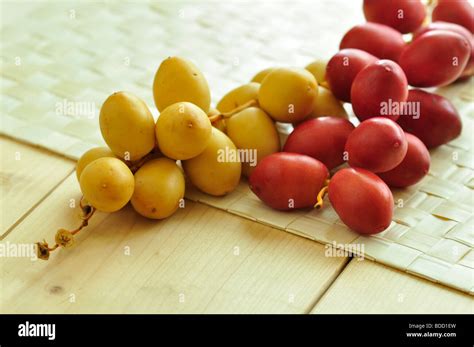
left=76, top=57, right=342, bottom=219
left=37, top=56, right=346, bottom=259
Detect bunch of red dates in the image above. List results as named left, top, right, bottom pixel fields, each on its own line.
left=249, top=0, right=472, bottom=235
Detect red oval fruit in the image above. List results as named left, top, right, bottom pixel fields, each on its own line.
left=414, top=21, right=472, bottom=41
left=432, top=0, right=474, bottom=33
left=326, top=49, right=378, bottom=103
left=396, top=89, right=462, bottom=149
left=414, top=21, right=474, bottom=78
left=339, top=23, right=406, bottom=62
left=363, top=0, right=426, bottom=34
left=378, top=133, right=430, bottom=188
left=283, top=117, right=355, bottom=170
left=249, top=152, right=329, bottom=211
left=460, top=36, right=474, bottom=78
left=328, top=167, right=394, bottom=235
left=399, top=30, right=470, bottom=87
left=351, top=60, right=408, bottom=122
left=345, top=117, right=408, bottom=173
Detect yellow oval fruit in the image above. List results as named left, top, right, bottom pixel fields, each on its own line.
left=258, top=68, right=318, bottom=123
left=226, top=107, right=280, bottom=177
left=251, top=68, right=276, bottom=83
left=155, top=102, right=212, bottom=160
left=131, top=158, right=185, bottom=219
left=79, top=157, right=134, bottom=212
left=183, top=128, right=241, bottom=196
left=208, top=107, right=226, bottom=133
left=305, top=59, right=327, bottom=84
left=76, top=147, right=115, bottom=181
left=216, top=82, right=260, bottom=113
left=153, top=56, right=211, bottom=113
left=306, top=86, right=348, bottom=121
left=99, top=92, right=155, bottom=161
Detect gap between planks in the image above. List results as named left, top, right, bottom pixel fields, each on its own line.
left=0, top=135, right=76, bottom=238
left=310, top=259, right=474, bottom=314
left=0, top=170, right=75, bottom=241
left=305, top=256, right=352, bottom=313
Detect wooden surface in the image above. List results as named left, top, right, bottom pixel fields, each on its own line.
left=0, top=174, right=348, bottom=314
left=312, top=260, right=474, bottom=314
left=0, top=137, right=74, bottom=238
left=0, top=136, right=473, bottom=313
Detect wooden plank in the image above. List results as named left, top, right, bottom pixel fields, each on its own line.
left=0, top=136, right=74, bottom=238
left=311, top=259, right=473, bottom=314
left=0, top=174, right=349, bottom=313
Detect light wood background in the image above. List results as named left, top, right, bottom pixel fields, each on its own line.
left=1, top=136, right=472, bottom=313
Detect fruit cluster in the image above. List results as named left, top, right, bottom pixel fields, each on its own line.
left=37, top=0, right=471, bottom=259
left=251, top=0, right=470, bottom=234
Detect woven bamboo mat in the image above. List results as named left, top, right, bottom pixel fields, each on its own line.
left=1, top=1, right=473, bottom=294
